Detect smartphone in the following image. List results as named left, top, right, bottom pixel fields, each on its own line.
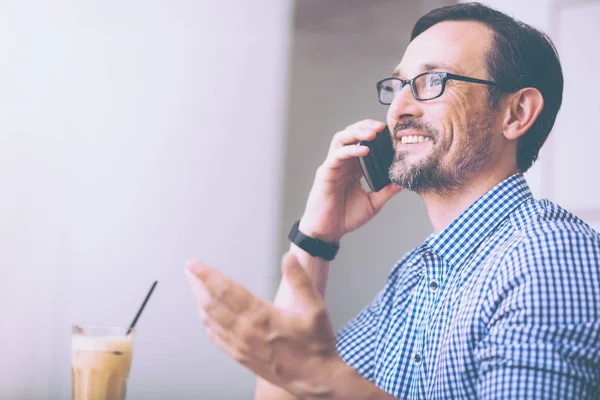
left=358, top=126, right=395, bottom=192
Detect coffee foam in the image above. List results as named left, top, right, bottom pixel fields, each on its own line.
left=72, top=335, right=133, bottom=353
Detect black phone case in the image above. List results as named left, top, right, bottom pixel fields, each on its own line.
left=358, top=127, right=395, bottom=192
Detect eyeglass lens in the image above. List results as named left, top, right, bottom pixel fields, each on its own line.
left=378, top=73, right=444, bottom=104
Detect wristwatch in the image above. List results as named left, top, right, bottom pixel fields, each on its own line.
left=288, top=220, right=340, bottom=261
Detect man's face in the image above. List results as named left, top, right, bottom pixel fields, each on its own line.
left=387, top=20, right=503, bottom=195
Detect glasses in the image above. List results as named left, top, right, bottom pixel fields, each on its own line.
left=376, top=72, right=497, bottom=104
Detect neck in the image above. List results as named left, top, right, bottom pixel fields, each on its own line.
left=421, top=166, right=519, bottom=233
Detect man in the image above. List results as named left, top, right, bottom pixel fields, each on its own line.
left=185, top=3, right=600, bottom=399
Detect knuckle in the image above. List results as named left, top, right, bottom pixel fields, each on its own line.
left=237, top=325, right=264, bottom=354
left=237, top=322, right=255, bottom=343
left=334, top=146, right=352, bottom=159
left=315, top=165, right=327, bottom=178
left=329, top=148, right=343, bottom=161
left=213, top=283, right=231, bottom=300
left=364, top=118, right=383, bottom=127
left=334, top=129, right=347, bottom=138
left=199, top=297, right=216, bottom=313
left=307, top=307, right=329, bottom=328
left=332, top=130, right=347, bottom=144
left=319, top=154, right=337, bottom=170
left=251, top=310, right=271, bottom=332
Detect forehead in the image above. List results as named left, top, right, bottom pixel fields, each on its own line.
left=394, top=20, right=494, bottom=77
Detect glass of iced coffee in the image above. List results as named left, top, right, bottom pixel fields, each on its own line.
left=71, top=325, right=134, bottom=400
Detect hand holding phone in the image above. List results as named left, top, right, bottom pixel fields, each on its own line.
left=298, top=120, right=401, bottom=244
left=358, top=126, right=395, bottom=192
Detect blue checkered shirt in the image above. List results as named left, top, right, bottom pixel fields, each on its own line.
left=336, top=173, right=600, bottom=399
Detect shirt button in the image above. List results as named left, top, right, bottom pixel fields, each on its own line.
left=413, top=353, right=421, bottom=363
left=429, top=280, right=439, bottom=291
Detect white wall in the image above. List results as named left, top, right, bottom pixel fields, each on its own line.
left=0, top=1, right=292, bottom=399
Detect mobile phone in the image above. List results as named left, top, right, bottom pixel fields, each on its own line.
left=358, top=126, right=395, bottom=192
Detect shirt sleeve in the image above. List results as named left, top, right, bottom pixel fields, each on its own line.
left=335, top=255, right=409, bottom=382
left=475, top=224, right=600, bottom=399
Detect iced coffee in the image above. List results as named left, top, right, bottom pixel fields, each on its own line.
left=71, top=325, right=134, bottom=400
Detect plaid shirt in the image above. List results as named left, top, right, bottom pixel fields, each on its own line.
left=336, top=173, right=600, bottom=399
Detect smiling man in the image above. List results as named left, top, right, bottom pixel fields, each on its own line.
left=185, top=3, right=600, bottom=399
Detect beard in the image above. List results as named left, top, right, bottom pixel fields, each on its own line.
left=389, top=117, right=494, bottom=196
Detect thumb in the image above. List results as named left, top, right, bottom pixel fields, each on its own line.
left=368, top=183, right=402, bottom=211
left=281, top=252, right=321, bottom=309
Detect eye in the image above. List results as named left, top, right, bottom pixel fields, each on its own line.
left=427, top=74, right=443, bottom=87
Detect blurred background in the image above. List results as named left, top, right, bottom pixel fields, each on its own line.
left=1, top=0, right=598, bottom=399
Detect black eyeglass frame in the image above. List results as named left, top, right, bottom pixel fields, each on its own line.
left=376, top=72, right=497, bottom=103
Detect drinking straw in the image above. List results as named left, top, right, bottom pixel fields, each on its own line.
left=127, top=281, right=158, bottom=335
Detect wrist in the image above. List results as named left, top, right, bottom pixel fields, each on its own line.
left=300, top=358, right=391, bottom=400
left=287, top=243, right=331, bottom=298
left=322, top=361, right=394, bottom=400
left=289, top=220, right=340, bottom=261
left=298, top=218, right=343, bottom=244
left=295, top=355, right=347, bottom=400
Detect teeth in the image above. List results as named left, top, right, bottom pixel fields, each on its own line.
left=401, top=135, right=431, bottom=144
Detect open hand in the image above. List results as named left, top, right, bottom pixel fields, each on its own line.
left=185, top=252, right=345, bottom=398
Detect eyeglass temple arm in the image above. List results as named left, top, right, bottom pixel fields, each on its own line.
left=445, top=72, right=496, bottom=86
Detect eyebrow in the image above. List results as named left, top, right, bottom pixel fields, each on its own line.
left=392, top=62, right=459, bottom=78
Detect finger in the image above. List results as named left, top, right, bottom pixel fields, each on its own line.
left=205, top=326, right=246, bottom=365
left=195, top=287, right=277, bottom=363
left=185, top=261, right=258, bottom=314
left=280, top=252, right=322, bottom=310
left=322, top=145, right=369, bottom=170
left=205, top=326, right=272, bottom=383
left=368, top=183, right=403, bottom=211
left=185, top=269, right=239, bottom=329
left=206, top=310, right=276, bottom=362
left=330, top=120, right=385, bottom=150
left=330, top=128, right=375, bottom=150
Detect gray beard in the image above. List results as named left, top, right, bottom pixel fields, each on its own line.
left=389, top=119, right=494, bottom=196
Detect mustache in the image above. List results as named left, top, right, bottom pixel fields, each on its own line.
left=394, top=120, right=438, bottom=140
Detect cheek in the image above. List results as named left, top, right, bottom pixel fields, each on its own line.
left=428, top=108, right=460, bottom=151
left=442, top=92, right=479, bottom=149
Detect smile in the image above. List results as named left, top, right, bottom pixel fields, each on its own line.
left=400, top=135, right=432, bottom=144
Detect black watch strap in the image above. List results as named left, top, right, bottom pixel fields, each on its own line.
left=288, top=220, right=340, bottom=261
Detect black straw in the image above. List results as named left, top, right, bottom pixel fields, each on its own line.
left=127, top=281, right=158, bottom=335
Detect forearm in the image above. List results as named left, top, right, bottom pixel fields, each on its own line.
left=286, top=241, right=331, bottom=297
left=323, top=362, right=397, bottom=400
left=255, top=243, right=332, bottom=400
left=256, top=359, right=397, bottom=400
left=255, top=376, right=297, bottom=400
left=271, top=242, right=331, bottom=309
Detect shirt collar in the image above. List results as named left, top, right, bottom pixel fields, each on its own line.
left=423, top=173, right=533, bottom=271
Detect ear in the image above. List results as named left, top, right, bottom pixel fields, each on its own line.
left=501, top=87, right=544, bottom=141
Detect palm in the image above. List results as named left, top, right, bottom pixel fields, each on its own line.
left=344, top=181, right=378, bottom=232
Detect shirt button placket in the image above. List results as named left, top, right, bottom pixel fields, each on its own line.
left=413, top=352, right=422, bottom=364
left=429, top=280, right=439, bottom=292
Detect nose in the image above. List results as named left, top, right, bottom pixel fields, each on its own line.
left=387, top=83, right=424, bottom=127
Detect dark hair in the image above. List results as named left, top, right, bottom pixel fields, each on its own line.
left=411, top=2, right=563, bottom=172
